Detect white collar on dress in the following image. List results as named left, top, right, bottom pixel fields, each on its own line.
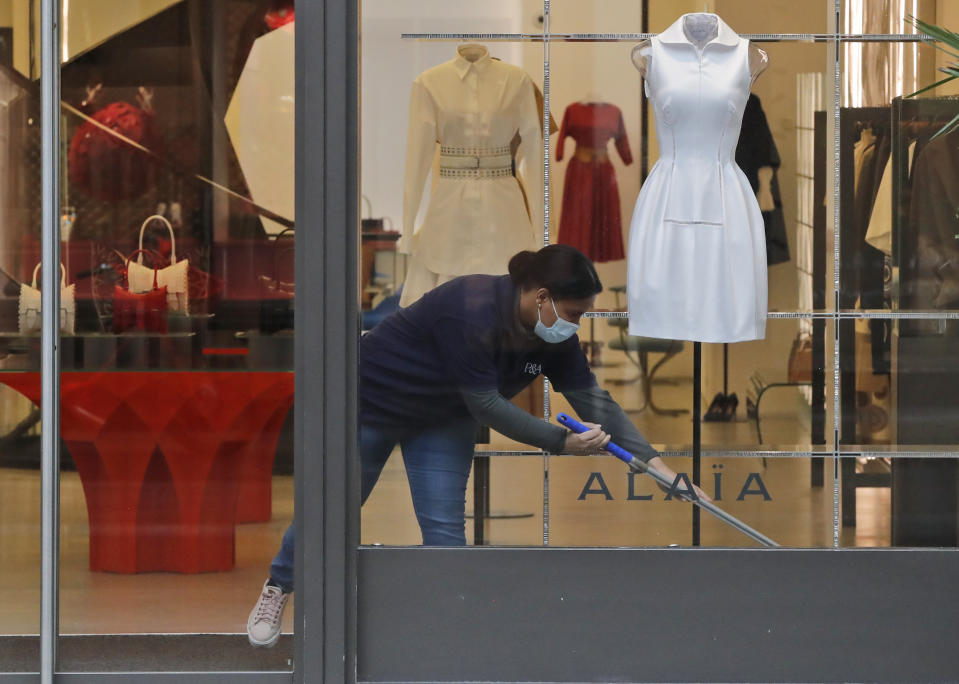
left=453, top=44, right=492, bottom=79
left=656, top=13, right=740, bottom=48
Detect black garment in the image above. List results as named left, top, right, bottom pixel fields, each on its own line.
left=736, top=94, right=789, bottom=265
left=906, top=131, right=959, bottom=315
left=0, top=267, right=20, bottom=332
left=855, top=130, right=890, bottom=373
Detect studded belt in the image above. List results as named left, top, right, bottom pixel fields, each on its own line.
left=439, top=145, right=513, bottom=179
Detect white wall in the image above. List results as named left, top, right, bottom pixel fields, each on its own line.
left=936, top=0, right=959, bottom=95
left=360, top=0, right=525, bottom=227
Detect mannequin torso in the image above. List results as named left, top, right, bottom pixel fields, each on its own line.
left=623, top=12, right=770, bottom=343
left=631, top=13, right=768, bottom=84
left=631, top=13, right=773, bottom=213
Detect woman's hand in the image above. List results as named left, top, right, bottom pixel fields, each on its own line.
left=564, top=422, right=611, bottom=454
left=646, top=456, right=712, bottom=502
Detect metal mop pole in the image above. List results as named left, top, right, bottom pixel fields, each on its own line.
left=557, top=413, right=780, bottom=548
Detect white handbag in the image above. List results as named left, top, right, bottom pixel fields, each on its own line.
left=18, top=262, right=76, bottom=334
left=126, top=215, right=189, bottom=314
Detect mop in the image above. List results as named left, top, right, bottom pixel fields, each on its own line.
left=557, top=413, right=780, bottom=548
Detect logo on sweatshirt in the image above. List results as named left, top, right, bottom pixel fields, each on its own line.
left=524, top=362, right=542, bottom=376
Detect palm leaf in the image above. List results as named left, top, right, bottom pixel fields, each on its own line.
left=906, top=14, right=959, bottom=59
left=905, top=14, right=959, bottom=139
left=906, top=74, right=958, bottom=100
left=930, top=111, right=959, bottom=141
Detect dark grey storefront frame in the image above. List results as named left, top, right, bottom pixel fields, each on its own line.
left=343, top=2, right=959, bottom=683
left=16, top=0, right=959, bottom=682
left=293, top=0, right=359, bottom=682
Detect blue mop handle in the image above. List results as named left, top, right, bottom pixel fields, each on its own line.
left=557, top=413, right=633, bottom=464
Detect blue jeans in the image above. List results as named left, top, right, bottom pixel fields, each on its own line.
left=269, top=416, right=477, bottom=592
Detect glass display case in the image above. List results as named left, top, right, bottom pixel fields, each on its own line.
left=353, top=0, right=959, bottom=558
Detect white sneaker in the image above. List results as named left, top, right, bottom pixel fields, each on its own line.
left=247, top=580, right=290, bottom=648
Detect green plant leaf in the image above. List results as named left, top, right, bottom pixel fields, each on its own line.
left=906, top=14, right=959, bottom=59
left=930, top=111, right=959, bottom=141
left=905, top=74, right=958, bottom=99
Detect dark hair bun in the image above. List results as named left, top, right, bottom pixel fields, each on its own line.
left=508, top=250, right=537, bottom=283
left=507, top=245, right=603, bottom=299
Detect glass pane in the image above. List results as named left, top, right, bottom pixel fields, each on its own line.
left=841, top=453, right=959, bottom=549
left=839, top=38, right=948, bottom=318
left=550, top=318, right=832, bottom=548
left=0, top=0, right=44, bottom=670
left=838, top=318, right=959, bottom=549
left=54, top=0, right=295, bottom=670
left=362, top=453, right=544, bottom=546
left=549, top=455, right=836, bottom=548
left=697, top=318, right=832, bottom=451
left=360, top=0, right=547, bottom=550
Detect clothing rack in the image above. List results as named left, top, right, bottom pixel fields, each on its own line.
left=889, top=95, right=959, bottom=546
left=811, top=107, right=892, bottom=526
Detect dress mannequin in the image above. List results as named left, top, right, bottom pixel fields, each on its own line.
left=625, top=11, right=769, bottom=343
left=458, top=43, right=488, bottom=63
left=632, top=14, right=773, bottom=214
left=631, top=13, right=769, bottom=83
left=400, top=43, right=542, bottom=307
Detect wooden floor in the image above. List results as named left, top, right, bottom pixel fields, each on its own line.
left=0, top=325, right=891, bottom=638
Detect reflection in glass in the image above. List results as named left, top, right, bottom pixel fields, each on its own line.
left=0, top=0, right=302, bottom=670
left=0, top=20, right=42, bottom=672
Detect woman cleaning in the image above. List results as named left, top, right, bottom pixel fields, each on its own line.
left=248, top=244, right=706, bottom=647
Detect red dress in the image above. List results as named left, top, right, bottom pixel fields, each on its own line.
left=556, top=102, right=633, bottom=262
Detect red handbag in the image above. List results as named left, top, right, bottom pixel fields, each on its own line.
left=113, top=249, right=168, bottom=333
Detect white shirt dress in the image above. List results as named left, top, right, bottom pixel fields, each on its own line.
left=627, top=14, right=768, bottom=342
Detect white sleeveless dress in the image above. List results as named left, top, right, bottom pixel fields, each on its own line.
left=627, top=14, right=767, bottom=343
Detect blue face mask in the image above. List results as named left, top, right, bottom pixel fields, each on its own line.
left=535, top=298, right=579, bottom=344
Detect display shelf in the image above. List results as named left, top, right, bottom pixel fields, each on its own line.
left=839, top=446, right=959, bottom=458
left=478, top=448, right=833, bottom=458
left=402, top=32, right=931, bottom=43
left=580, top=310, right=959, bottom=320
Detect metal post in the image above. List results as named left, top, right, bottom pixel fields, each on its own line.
left=693, top=342, right=701, bottom=546
left=541, top=0, right=551, bottom=548
left=40, top=0, right=60, bottom=680
left=640, top=0, right=648, bottom=182
left=473, top=456, right=490, bottom=545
